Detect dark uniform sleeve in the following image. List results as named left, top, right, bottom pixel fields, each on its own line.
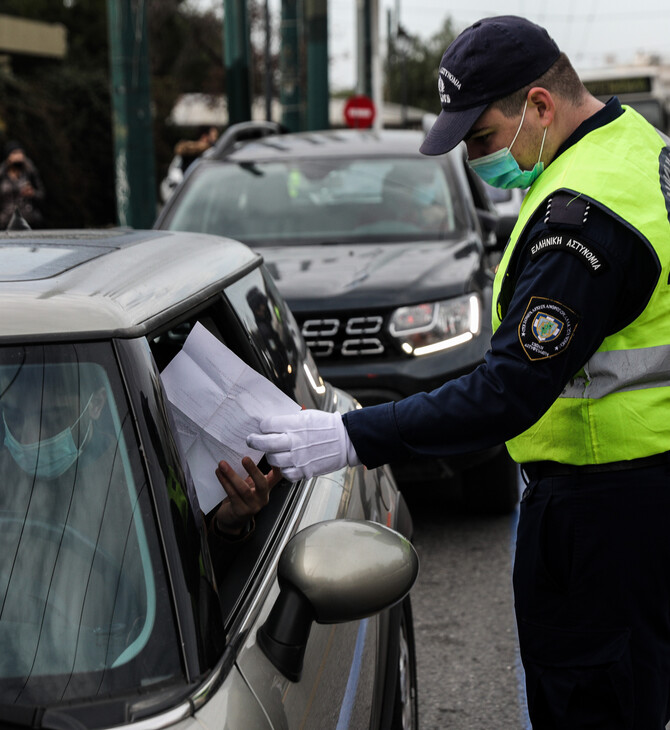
left=343, top=193, right=660, bottom=468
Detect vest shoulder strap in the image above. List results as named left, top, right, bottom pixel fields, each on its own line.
left=545, top=190, right=590, bottom=229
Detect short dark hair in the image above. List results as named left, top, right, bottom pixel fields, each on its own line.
left=491, top=53, right=587, bottom=117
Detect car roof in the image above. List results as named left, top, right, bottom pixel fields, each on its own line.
left=211, top=128, right=456, bottom=163
left=0, top=228, right=261, bottom=343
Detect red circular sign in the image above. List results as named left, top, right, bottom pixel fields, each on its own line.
left=343, top=95, right=376, bottom=129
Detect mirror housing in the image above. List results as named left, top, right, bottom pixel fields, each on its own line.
left=257, top=519, right=419, bottom=681
left=494, top=214, right=517, bottom=248
left=477, top=209, right=517, bottom=250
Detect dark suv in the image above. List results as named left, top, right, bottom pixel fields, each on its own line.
left=155, top=123, right=518, bottom=513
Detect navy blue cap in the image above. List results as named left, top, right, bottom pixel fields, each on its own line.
left=420, top=16, right=561, bottom=155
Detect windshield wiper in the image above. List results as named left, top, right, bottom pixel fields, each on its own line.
left=238, top=162, right=264, bottom=177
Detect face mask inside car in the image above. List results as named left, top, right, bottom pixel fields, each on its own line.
left=3, top=394, right=93, bottom=479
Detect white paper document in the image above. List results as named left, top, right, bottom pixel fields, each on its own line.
left=160, top=322, right=301, bottom=514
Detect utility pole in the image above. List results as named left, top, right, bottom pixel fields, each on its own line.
left=305, top=0, right=329, bottom=130
left=106, top=0, right=156, bottom=229
left=357, top=0, right=381, bottom=129
left=264, top=0, right=272, bottom=121
left=281, top=0, right=302, bottom=131
left=356, top=0, right=372, bottom=97
left=224, top=0, right=252, bottom=124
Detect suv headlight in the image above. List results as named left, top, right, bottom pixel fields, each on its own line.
left=389, top=294, right=481, bottom=356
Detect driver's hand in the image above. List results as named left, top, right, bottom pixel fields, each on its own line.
left=212, top=457, right=281, bottom=536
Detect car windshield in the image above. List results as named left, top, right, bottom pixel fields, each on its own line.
left=0, top=343, right=182, bottom=709
left=165, top=156, right=469, bottom=244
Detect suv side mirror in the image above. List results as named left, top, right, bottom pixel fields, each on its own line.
left=477, top=209, right=516, bottom=250
left=257, top=519, right=419, bottom=681
left=494, top=214, right=517, bottom=247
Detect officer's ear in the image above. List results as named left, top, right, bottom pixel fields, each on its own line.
left=527, top=87, right=555, bottom=128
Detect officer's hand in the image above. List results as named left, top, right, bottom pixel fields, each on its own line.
left=247, top=410, right=360, bottom=481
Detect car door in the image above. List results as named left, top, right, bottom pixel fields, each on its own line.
left=147, top=265, right=387, bottom=728
left=216, top=268, right=385, bottom=729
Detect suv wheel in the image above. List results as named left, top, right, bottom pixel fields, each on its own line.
left=391, top=597, right=418, bottom=730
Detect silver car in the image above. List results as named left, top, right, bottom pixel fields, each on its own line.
left=0, top=228, right=418, bottom=729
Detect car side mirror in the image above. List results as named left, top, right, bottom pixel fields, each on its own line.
left=257, top=519, right=419, bottom=682
left=477, top=209, right=517, bottom=251
left=494, top=215, right=517, bottom=248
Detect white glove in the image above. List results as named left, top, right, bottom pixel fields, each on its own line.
left=247, top=410, right=361, bottom=481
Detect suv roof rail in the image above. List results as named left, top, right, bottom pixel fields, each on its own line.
left=208, top=121, right=286, bottom=159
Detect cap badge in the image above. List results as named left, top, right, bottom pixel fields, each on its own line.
left=438, top=66, right=462, bottom=90
left=438, top=76, right=451, bottom=105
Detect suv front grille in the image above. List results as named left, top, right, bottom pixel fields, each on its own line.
left=300, top=315, right=387, bottom=359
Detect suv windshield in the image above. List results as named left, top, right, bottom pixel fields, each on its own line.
left=0, top=343, right=181, bottom=709
left=166, top=156, right=469, bottom=244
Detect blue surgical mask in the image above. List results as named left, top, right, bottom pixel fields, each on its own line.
left=3, top=395, right=93, bottom=479
left=468, top=101, right=547, bottom=189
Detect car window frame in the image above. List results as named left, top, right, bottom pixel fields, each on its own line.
left=114, top=333, right=225, bottom=679
left=139, top=278, right=315, bottom=633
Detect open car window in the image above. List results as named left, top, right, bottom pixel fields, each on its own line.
left=149, top=269, right=326, bottom=410
left=225, top=267, right=326, bottom=410
left=147, top=267, right=325, bottom=621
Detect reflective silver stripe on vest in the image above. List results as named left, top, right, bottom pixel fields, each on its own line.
left=562, top=344, right=670, bottom=399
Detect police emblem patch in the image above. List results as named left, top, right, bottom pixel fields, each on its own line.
left=518, top=296, right=580, bottom=361
left=532, top=313, right=563, bottom=342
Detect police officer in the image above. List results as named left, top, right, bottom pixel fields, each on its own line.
left=244, top=16, right=670, bottom=728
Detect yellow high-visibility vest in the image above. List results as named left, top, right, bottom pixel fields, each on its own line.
left=492, top=107, right=670, bottom=465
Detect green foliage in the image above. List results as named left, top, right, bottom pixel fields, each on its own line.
left=386, top=18, right=458, bottom=117
left=0, top=65, right=116, bottom=227
left=0, top=0, right=114, bottom=226
left=0, top=0, right=279, bottom=226
left=0, top=1, right=447, bottom=227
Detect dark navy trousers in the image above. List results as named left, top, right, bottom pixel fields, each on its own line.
left=514, top=460, right=670, bottom=729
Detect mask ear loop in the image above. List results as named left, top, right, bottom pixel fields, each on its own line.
left=508, top=101, right=529, bottom=154
left=71, top=393, right=94, bottom=451
left=509, top=100, right=549, bottom=168
left=536, top=126, right=548, bottom=166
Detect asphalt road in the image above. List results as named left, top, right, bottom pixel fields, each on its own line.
left=402, top=475, right=531, bottom=730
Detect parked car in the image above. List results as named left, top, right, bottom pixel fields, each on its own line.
left=155, top=123, right=519, bottom=513
left=159, top=152, right=186, bottom=203
left=0, top=228, right=418, bottom=729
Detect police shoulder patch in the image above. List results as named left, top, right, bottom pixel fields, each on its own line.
left=518, top=296, right=581, bottom=361
left=529, top=233, right=607, bottom=275
left=660, top=147, right=670, bottom=225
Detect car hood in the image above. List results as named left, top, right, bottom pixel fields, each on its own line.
left=258, top=237, right=484, bottom=311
